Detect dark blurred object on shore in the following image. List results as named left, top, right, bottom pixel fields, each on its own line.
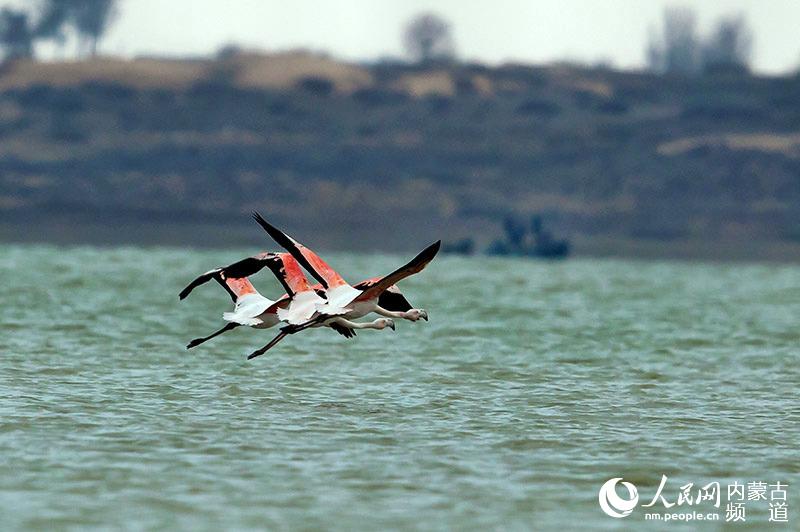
left=442, top=238, right=475, bottom=255
left=487, top=215, right=570, bottom=259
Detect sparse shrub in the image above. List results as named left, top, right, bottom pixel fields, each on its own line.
left=426, top=94, right=451, bottom=112
left=596, top=123, right=634, bottom=141
left=573, top=90, right=605, bottom=110
left=188, top=81, right=234, bottom=100
left=16, top=85, right=84, bottom=113
left=357, top=124, right=378, bottom=137
left=149, top=89, right=175, bottom=107
left=596, top=97, right=629, bottom=115
left=267, top=98, right=291, bottom=115
left=351, top=87, right=408, bottom=106
left=454, top=76, right=476, bottom=96
left=515, top=98, right=560, bottom=118
left=682, top=94, right=762, bottom=122
left=296, top=76, right=334, bottom=96
left=14, top=84, right=53, bottom=107
left=50, top=88, right=84, bottom=113
left=496, top=65, right=548, bottom=88
left=80, top=81, right=135, bottom=101
left=49, top=114, right=87, bottom=142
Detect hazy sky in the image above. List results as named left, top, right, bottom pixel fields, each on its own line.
left=30, top=0, right=800, bottom=73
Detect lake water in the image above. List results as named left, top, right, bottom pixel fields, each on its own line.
left=1, top=245, right=798, bottom=530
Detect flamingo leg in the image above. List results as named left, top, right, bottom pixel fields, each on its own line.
left=187, top=322, right=239, bottom=349
left=247, top=331, right=289, bottom=360
left=280, top=317, right=321, bottom=335
left=328, top=317, right=396, bottom=331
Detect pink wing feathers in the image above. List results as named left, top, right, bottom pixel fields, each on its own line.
left=252, top=212, right=348, bottom=289
left=223, top=276, right=259, bottom=299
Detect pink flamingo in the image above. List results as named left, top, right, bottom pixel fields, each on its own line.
left=180, top=251, right=395, bottom=351
left=247, top=213, right=439, bottom=359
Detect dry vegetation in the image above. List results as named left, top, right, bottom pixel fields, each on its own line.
left=2, top=52, right=800, bottom=258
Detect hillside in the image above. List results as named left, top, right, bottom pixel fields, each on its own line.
left=2, top=52, right=800, bottom=258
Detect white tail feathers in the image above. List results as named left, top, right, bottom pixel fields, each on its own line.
left=222, top=311, right=262, bottom=326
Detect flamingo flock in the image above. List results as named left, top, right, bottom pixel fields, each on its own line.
left=179, top=212, right=440, bottom=360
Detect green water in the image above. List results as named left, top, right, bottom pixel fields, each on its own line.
left=1, top=245, right=798, bottom=531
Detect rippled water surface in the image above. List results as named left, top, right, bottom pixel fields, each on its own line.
left=1, top=245, right=798, bottom=530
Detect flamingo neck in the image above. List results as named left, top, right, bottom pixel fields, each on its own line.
left=350, top=318, right=387, bottom=330
left=377, top=308, right=415, bottom=319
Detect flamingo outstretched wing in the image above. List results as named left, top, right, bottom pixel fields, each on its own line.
left=179, top=253, right=289, bottom=301
left=251, top=213, right=438, bottom=336
left=179, top=268, right=231, bottom=300
left=253, top=212, right=363, bottom=314
left=355, top=240, right=441, bottom=303
left=353, top=279, right=414, bottom=312
left=252, top=212, right=349, bottom=289
left=278, top=241, right=440, bottom=335
left=180, top=250, right=318, bottom=307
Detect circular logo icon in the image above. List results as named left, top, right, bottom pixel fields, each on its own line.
left=598, top=478, right=639, bottom=518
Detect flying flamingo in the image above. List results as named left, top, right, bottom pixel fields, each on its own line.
left=247, top=213, right=439, bottom=359
left=253, top=213, right=435, bottom=323
left=180, top=251, right=394, bottom=351
left=179, top=252, right=292, bottom=348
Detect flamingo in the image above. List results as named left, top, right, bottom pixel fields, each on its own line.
left=179, top=252, right=291, bottom=348
left=253, top=213, right=435, bottom=323
left=180, top=251, right=395, bottom=351
left=247, top=213, right=439, bottom=359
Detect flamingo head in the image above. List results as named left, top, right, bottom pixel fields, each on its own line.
left=376, top=318, right=396, bottom=331
left=406, top=309, right=429, bottom=322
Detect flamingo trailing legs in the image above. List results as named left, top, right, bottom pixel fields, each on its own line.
left=180, top=250, right=395, bottom=353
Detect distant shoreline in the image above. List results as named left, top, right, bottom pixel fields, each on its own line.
left=3, top=54, right=800, bottom=264
left=3, top=221, right=800, bottom=264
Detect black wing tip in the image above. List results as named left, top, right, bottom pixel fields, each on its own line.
left=252, top=211, right=292, bottom=250
left=178, top=284, right=195, bottom=300
left=420, top=240, right=442, bottom=261
left=252, top=211, right=268, bottom=228
left=251, top=211, right=288, bottom=244
left=252, top=213, right=331, bottom=290
left=178, top=269, right=221, bottom=301
left=252, top=211, right=284, bottom=240
left=330, top=322, right=356, bottom=338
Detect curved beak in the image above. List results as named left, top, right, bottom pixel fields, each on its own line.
left=420, top=309, right=429, bottom=321
left=388, top=320, right=396, bottom=331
